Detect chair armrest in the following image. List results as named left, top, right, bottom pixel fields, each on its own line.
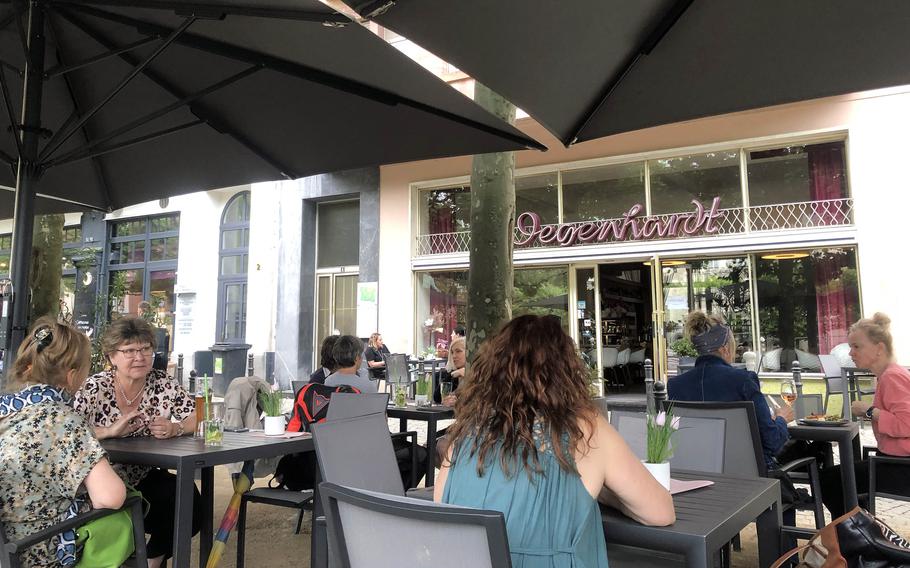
left=862, top=446, right=878, bottom=460
left=391, top=430, right=418, bottom=444
left=869, top=454, right=910, bottom=466
left=778, top=456, right=818, bottom=474
left=7, top=495, right=143, bottom=553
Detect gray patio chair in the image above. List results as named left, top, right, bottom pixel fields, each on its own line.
left=818, top=354, right=846, bottom=412
left=862, top=448, right=910, bottom=515
left=665, top=401, right=825, bottom=532
left=292, top=379, right=307, bottom=394
left=608, top=406, right=647, bottom=460
left=319, top=482, right=512, bottom=568
left=1, top=495, right=147, bottom=568
left=310, top=411, right=412, bottom=568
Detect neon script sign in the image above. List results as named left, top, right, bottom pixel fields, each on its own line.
left=515, top=197, right=724, bottom=248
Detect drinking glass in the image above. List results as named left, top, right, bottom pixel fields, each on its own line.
left=440, top=381, right=453, bottom=401
left=205, top=419, right=224, bottom=446
left=780, top=380, right=797, bottom=406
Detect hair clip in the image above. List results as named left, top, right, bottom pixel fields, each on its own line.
left=35, top=327, right=53, bottom=353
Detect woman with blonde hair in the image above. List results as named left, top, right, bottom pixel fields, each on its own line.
left=0, top=318, right=126, bottom=567
left=363, top=332, right=390, bottom=380
left=437, top=315, right=674, bottom=566
left=434, top=335, right=465, bottom=405
left=821, top=313, right=910, bottom=517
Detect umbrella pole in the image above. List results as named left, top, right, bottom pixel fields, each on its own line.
left=4, top=1, right=47, bottom=374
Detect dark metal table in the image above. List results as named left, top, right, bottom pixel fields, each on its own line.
left=102, top=432, right=313, bottom=568
left=601, top=471, right=782, bottom=568
left=788, top=421, right=861, bottom=511
left=386, top=404, right=455, bottom=487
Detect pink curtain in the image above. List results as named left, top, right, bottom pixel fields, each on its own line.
left=808, top=142, right=846, bottom=224
left=809, top=143, right=853, bottom=353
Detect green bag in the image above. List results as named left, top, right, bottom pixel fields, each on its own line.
left=74, top=491, right=142, bottom=568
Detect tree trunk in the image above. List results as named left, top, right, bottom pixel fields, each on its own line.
left=466, top=83, right=516, bottom=357
left=29, top=214, right=65, bottom=319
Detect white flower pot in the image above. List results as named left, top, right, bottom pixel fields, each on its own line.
left=415, top=394, right=430, bottom=407
left=643, top=461, right=671, bottom=490
left=264, top=415, right=285, bottom=436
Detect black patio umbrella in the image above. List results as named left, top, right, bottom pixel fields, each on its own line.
left=0, top=0, right=546, bottom=358
left=350, top=0, right=910, bottom=146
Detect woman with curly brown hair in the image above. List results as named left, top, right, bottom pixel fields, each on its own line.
left=435, top=315, right=674, bottom=567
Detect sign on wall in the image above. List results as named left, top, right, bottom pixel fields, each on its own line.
left=356, top=282, right=378, bottom=338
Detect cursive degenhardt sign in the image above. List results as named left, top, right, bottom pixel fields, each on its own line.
left=514, top=197, right=724, bottom=248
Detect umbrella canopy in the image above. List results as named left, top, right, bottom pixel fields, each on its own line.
left=0, top=0, right=544, bottom=211
left=351, top=0, right=910, bottom=146
left=0, top=0, right=545, bottom=360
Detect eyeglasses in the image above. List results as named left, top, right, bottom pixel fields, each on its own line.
left=115, top=346, right=154, bottom=358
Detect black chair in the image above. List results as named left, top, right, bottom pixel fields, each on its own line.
left=862, top=447, right=910, bottom=515
left=319, top=482, right=512, bottom=568
left=1, top=495, right=147, bottom=568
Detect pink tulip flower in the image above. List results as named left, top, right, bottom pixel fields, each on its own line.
left=655, top=411, right=667, bottom=427
left=671, top=416, right=681, bottom=430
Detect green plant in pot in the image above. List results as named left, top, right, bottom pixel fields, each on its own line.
left=415, top=372, right=431, bottom=407
left=669, top=337, right=698, bottom=358
left=258, top=386, right=285, bottom=436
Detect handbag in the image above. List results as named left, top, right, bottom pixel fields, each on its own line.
left=771, top=507, right=910, bottom=568
left=74, top=490, right=144, bottom=568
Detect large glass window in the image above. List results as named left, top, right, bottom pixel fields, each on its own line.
left=516, top=173, right=559, bottom=224
left=107, top=214, right=179, bottom=343
left=513, top=267, right=569, bottom=331
left=649, top=151, right=741, bottom=214
left=415, top=267, right=569, bottom=355
left=747, top=141, right=848, bottom=206
left=217, top=191, right=251, bottom=343
left=315, top=273, right=359, bottom=349
left=317, top=200, right=360, bottom=268
left=756, top=248, right=860, bottom=373
left=662, top=258, right=752, bottom=364
left=562, top=163, right=645, bottom=222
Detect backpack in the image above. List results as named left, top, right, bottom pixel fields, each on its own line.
left=270, top=383, right=361, bottom=491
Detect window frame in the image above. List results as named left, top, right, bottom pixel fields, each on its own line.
left=216, top=192, right=251, bottom=344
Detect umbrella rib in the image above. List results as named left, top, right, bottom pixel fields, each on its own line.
left=0, top=66, right=23, bottom=161
left=45, top=66, right=261, bottom=168
left=44, top=11, right=115, bottom=207
left=565, top=0, right=694, bottom=147
left=53, top=7, right=299, bottom=179
left=44, top=36, right=158, bottom=78
left=63, top=3, right=547, bottom=152
left=50, top=0, right=351, bottom=25
left=38, top=15, right=196, bottom=162
left=51, top=119, right=206, bottom=168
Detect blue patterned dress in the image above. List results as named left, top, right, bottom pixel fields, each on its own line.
left=442, top=425, right=609, bottom=567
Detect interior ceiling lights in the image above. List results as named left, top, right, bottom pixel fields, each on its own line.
left=760, top=252, right=810, bottom=260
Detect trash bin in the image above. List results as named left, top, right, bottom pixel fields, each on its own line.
left=210, top=343, right=252, bottom=396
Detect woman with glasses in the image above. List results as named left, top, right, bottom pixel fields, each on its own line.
left=73, top=316, right=201, bottom=568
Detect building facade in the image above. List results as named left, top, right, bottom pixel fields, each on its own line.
left=377, top=86, right=910, bottom=379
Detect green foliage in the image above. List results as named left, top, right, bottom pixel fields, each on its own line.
left=87, top=269, right=128, bottom=373
left=258, top=388, right=283, bottom=417
left=669, top=337, right=698, bottom=357
left=416, top=373, right=430, bottom=396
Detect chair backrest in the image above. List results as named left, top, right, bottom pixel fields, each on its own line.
left=292, top=379, right=307, bottom=395
left=667, top=416, right=726, bottom=473
left=818, top=354, right=844, bottom=392
left=385, top=354, right=410, bottom=384
left=609, top=407, right=647, bottom=459
left=629, top=349, right=645, bottom=363
left=320, top=483, right=512, bottom=568
left=327, top=393, right=390, bottom=421
left=664, top=401, right=765, bottom=477
left=602, top=347, right=618, bottom=367
left=767, top=393, right=824, bottom=416
left=617, top=348, right=631, bottom=365
left=311, top=413, right=405, bottom=496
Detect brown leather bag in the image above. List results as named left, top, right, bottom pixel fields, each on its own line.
left=771, top=507, right=910, bottom=568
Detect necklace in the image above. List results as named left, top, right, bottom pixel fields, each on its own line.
left=116, top=376, right=145, bottom=406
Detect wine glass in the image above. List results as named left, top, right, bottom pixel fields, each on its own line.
left=780, top=380, right=797, bottom=406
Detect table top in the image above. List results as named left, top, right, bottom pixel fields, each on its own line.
left=601, top=471, right=779, bottom=553
left=787, top=421, right=859, bottom=442
left=386, top=405, right=455, bottom=420
left=101, top=432, right=314, bottom=468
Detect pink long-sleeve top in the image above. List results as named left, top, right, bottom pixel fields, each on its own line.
left=872, top=363, right=910, bottom=456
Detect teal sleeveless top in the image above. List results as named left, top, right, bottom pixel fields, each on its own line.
left=442, top=425, right=609, bottom=568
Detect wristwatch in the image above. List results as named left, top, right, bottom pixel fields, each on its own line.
left=865, top=406, right=876, bottom=420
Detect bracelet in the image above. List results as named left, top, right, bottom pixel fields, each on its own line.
left=173, top=421, right=185, bottom=438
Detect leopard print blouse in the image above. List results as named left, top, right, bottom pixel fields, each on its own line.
left=72, top=369, right=194, bottom=485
